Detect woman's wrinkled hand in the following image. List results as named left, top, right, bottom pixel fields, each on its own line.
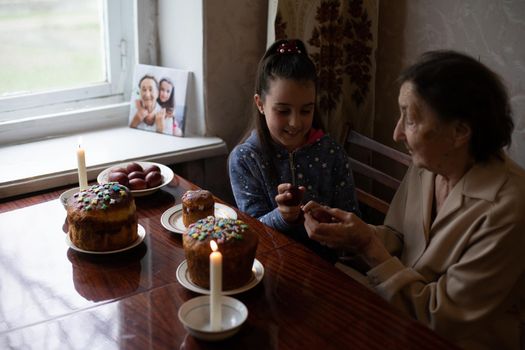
left=302, top=201, right=391, bottom=267
left=303, top=201, right=370, bottom=250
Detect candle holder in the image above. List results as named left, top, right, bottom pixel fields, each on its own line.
left=178, top=295, right=248, bottom=341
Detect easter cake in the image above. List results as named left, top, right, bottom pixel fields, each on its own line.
left=183, top=216, right=258, bottom=290
left=66, top=183, right=138, bottom=251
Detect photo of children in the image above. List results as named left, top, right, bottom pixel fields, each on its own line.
left=129, top=64, right=189, bottom=136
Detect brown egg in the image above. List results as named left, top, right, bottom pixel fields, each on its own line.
left=143, top=164, right=161, bottom=175
left=126, top=162, right=144, bottom=173
left=108, top=171, right=129, bottom=186
left=129, top=178, right=147, bottom=190
left=145, top=171, right=162, bottom=188
left=128, top=171, right=145, bottom=180
left=310, top=208, right=334, bottom=223
left=111, top=166, right=128, bottom=174
left=282, top=186, right=303, bottom=206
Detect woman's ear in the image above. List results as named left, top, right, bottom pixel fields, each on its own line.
left=454, top=121, right=471, bottom=148
left=254, top=94, right=264, bottom=114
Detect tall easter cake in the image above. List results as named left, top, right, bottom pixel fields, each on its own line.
left=181, top=189, right=215, bottom=227
left=183, top=216, right=259, bottom=290
left=66, top=183, right=138, bottom=251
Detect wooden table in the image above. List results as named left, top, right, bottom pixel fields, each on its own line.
left=0, top=175, right=456, bottom=349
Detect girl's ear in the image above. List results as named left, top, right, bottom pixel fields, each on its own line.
left=254, top=94, right=264, bottom=114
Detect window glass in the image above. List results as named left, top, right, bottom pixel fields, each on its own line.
left=0, top=0, right=105, bottom=97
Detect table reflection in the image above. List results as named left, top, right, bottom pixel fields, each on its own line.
left=67, top=245, right=147, bottom=302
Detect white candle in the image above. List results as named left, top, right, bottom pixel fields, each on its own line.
left=77, top=140, right=88, bottom=191
left=210, top=240, right=222, bottom=331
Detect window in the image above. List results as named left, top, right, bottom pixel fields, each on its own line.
left=0, top=0, right=136, bottom=144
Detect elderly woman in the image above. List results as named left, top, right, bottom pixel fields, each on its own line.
left=303, top=50, right=525, bottom=350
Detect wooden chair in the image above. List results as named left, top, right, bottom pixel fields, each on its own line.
left=337, top=127, right=411, bottom=274
left=344, top=127, right=411, bottom=221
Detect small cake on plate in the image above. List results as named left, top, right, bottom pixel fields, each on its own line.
left=182, top=190, right=214, bottom=227
left=66, top=183, right=138, bottom=252
left=183, top=216, right=259, bottom=290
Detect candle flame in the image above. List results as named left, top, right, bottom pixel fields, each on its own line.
left=77, top=136, right=83, bottom=148
left=210, top=240, right=218, bottom=252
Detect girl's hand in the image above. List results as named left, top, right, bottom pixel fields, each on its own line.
left=130, top=100, right=148, bottom=127
left=135, top=99, right=150, bottom=123
left=155, top=109, right=166, bottom=133
left=155, top=108, right=166, bottom=122
left=275, top=183, right=305, bottom=224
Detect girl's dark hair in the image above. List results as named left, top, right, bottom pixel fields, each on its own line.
left=398, top=50, right=514, bottom=162
left=157, top=78, right=175, bottom=114
left=253, top=39, right=324, bottom=181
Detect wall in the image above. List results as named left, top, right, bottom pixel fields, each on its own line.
left=375, top=0, right=525, bottom=167
left=158, top=0, right=206, bottom=137
left=201, top=1, right=268, bottom=203
left=156, top=1, right=268, bottom=204
left=137, top=0, right=159, bottom=65
left=204, top=0, right=269, bottom=150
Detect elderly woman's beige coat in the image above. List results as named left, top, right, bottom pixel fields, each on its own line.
left=368, top=156, right=525, bottom=350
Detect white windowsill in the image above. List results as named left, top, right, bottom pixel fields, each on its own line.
left=0, top=126, right=227, bottom=199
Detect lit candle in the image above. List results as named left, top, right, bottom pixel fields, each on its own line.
left=77, top=139, right=88, bottom=190
left=210, top=240, right=222, bottom=331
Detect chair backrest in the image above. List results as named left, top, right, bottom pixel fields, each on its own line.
left=345, top=129, right=411, bottom=218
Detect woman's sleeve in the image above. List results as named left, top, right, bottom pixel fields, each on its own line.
left=228, top=147, right=292, bottom=232
left=367, top=182, right=525, bottom=341
left=372, top=165, right=411, bottom=256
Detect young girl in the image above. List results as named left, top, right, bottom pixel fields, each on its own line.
left=157, top=78, right=175, bottom=118
left=157, top=78, right=183, bottom=136
left=228, top=39, right=360, bottom=260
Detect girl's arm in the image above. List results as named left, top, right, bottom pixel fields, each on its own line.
left=155, top=108, right=166, bottom=133
left=228, top=147, right=294, bottom=232
left=130, top=100, right=147, bottom=128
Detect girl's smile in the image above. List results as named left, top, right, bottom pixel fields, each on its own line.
left=255, top=78, right=316, bottom=152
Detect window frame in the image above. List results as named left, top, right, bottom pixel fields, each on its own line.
left=0, top=0, right=136, bottom=144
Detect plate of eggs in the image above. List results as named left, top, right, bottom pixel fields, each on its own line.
left=97, top=161, right=174, bottom=197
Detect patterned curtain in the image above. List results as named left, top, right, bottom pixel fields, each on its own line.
left=270, top=0, right=378, bottom=144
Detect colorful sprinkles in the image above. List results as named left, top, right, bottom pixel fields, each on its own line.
left=186, top=216, right=249, bottom=243
left=71, top=182, right=129, bottom=211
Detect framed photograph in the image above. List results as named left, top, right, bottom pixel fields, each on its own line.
left=128, top=64, right=189, bottom=136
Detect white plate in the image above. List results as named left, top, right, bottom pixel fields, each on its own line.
left=160, top=203, right=238, bottom=234
left=66, top=224, right=146, bottom=254
left=176, top=259, right=264, bottom=295
left=97, top=161, right=174, bottom=197
left=59, top=187, right=80, bottom=209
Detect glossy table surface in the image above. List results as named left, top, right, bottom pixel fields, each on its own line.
left=0, top=175, right=456, bottom=349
